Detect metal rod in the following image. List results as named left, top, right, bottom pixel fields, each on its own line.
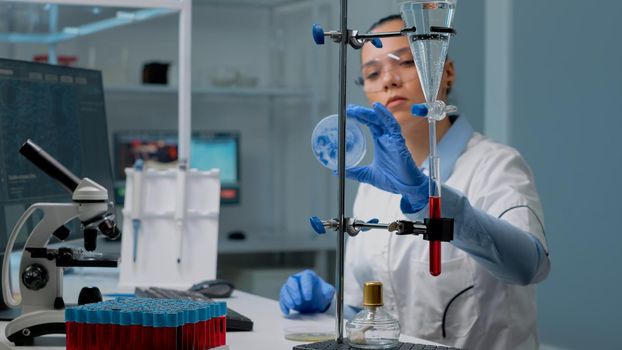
left=353, top=223, right=390, bottom=230
left=355, top=26, right=416, bottom=40
left=353, top=222, right=427, bottom=231
left=355, top=31, right=398, bottom=39
left=355, top=31, right=401, bottom=39
left=336, top=0, right=348, bottom=343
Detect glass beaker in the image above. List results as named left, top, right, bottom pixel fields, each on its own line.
left=311, top=114, right=366, bottom=171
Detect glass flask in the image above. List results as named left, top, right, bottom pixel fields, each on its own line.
left=310, top=114, right=366, bottom=171
left=346, top=281, right=400, bottom=349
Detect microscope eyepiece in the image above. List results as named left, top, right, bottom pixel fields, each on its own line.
left=19, top=139, right=81, bottom=192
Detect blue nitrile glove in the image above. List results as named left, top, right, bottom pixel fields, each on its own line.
left=279, top=269, right=335, bottom=315
left=346, top=102, right=429, bottom=213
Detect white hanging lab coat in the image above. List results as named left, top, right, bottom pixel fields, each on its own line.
left=344, top=118, right=550, bottom=350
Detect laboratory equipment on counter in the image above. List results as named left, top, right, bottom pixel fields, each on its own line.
left=346, top=282, right=399, bottom=349
left=120, top=166, right=220, bottom=289
left=401, top=0, right=457, bottom=276
left=65, top=297, right=226, bottom=350
left=1, top=140, right=120, bottom=345
left=311, top=114, right=367, bottom=171
left=304, top=0, right=459, bottom=347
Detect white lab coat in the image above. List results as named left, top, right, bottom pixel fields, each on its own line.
left=345, top=132, right=548, bottom=350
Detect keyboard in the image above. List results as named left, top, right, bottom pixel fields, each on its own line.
left=293, top=340, right=465, bottom=350
left=135, top=287, right=254, bottom=332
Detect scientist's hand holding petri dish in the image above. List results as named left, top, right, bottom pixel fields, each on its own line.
left=313, top=104, right=429, bottom=212
left=311, top=113, right=367, bottom=171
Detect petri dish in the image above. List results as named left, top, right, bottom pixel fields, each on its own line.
left=311, top=114, right=367, bottom=171
left=284, top=326, right=336, bottom=342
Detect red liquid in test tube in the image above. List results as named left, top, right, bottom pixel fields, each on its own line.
left=182, top=323, right=190, bottom=349
left=209, top=318, right=213, bottom=348
left=142, top=326, right=152, bottom=350
left=174, top=326, right=182, bottom=349
left=111, top=323, right=120, bottom=350
left=152, top=327, right=165, bottom=350
left=129, top=324, right=141, bottom=350
left=96, top=323, right=107, bottom=350
left=89, top=323, right=98, bottom=350
left=65, top=322, right=76, bottom=350
left=202, top=319, right=209, bottom=349
left=429, top=196, right=442, bottom=276
left=120, top=324, right=131, bottom=350
left=221, top=315, right=227, bottom=346
left=197, top=320, right=205, bottom=349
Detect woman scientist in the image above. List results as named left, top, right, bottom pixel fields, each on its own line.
left=279, top=15, right=550, bottom=350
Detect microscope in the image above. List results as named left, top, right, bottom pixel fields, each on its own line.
left=1, top=139, right=120, bottom=345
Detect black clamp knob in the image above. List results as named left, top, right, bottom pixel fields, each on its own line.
left=22, top=264, right=49, bottom=291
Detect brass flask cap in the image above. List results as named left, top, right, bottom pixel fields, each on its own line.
left=363, top=281, right=383, bottom=307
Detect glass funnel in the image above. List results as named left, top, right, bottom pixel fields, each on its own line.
left=400, top=0, right=456, bottom=103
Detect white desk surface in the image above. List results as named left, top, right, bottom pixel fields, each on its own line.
left=0, top=268, right=439, bottom=349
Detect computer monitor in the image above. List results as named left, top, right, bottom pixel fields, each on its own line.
left=113, top=131, right=240, bottom=205
left=0, top=59, right=115, bottom=310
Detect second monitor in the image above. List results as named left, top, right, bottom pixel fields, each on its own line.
left=113, top=131, right=240, bottom=205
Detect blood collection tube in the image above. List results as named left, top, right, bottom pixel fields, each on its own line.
left=86, top=308, right=98, bottom=350
left=169, top=311, right=182, bottom=349
left=130, top=311, right=142, bottom=350
left=153, top=312, right=167, bottom=350
left=220, top=302, right=227, bottom=346
left=65, top=308, right=77, bottom=350
left=98, top=309, right=112, bottom=350
left=142, top=312, right=154, bottom=350
left=206, top=306, right=212, bottom=349
left=119, top=311, right=132, bottom=350
left=111, top=307, right=121, bottom=350
left=199, top=307, right=205, bottom=349
left=182, top=308, right=191, bottom=350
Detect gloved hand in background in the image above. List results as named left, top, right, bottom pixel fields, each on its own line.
left=346, top=102, right=429, bottom=213
left=279, top=269, right=335, bottom=315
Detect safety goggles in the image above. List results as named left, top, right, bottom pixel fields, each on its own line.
left=355, top=47, right=419, bottom=93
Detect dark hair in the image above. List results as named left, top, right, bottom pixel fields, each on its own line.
left=367, top=14, right=403, bottom=32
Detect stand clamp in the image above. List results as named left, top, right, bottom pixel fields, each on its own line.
left=312, top=23, right=417, bottom=50
left=309, top=216, right=453, bottom=242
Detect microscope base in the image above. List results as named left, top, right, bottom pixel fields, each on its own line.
left=5, top=309, right=65, bottom=345
left=293, top=340, right=464, bottom=350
